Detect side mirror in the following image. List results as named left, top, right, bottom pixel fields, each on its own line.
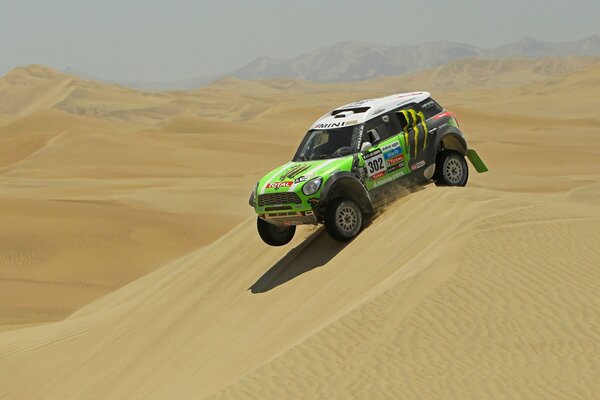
left=367, top=129, right=380, bottom=145
left=360, top=142, right=373, bottom=152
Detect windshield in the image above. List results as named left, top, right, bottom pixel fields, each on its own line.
left=293, top=125, right=363, bottom=161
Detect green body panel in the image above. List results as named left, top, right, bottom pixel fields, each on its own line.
left=254, top=156, right=354, bottom=219
left=360, top=133, right=411, bottom=191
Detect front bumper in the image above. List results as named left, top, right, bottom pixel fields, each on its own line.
left=252, top=188, right=321, bottom=226
left=259, top=210, right=317, bottom=226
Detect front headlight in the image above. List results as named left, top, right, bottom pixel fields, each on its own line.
left=302, top=177, right=322, bottom=196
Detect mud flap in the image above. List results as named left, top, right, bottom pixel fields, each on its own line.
left=466, top=149, right=488, bottom=173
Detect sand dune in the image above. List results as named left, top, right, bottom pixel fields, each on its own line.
left=0, top=58, right=599, bottom=398
left=5, top=58, right=597, bottom=126
left=0, top=183, right=598, bottom=398
left=362, top=56, right=600, bottom=90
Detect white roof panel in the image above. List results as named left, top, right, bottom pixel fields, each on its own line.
left=310, top=91, right=430, bottom=130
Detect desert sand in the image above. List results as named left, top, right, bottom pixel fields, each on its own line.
left=0, top=57, right=599, bottom=398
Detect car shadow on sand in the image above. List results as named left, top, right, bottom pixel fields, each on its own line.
left=249, top=183, right=426, bottom=294
left=249, top=227, right=354, bottom=294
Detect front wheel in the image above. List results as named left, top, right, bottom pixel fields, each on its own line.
left=257, top=217, right=296, bottom=246
left=325, top=198, right=363, bottom=242
left=434, top=150, right=469, bottom=187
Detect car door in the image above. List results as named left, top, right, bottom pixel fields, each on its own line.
left=396, top=104, right=431, bottom=172
left=359, top=112, right=409, bottom=191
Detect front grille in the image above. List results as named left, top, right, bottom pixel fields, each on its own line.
left=258, top=192, right=301, bottom=206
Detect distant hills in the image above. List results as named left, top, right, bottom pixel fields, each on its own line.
left=57, top=36, right=600, bottom=90
left=229, top=36, right=600, bottom=83
left=2, top=56, right=600, bottom=130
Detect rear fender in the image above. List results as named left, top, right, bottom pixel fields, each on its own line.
left=434, top=127, right=468, bottom=156
left=418, top=127, right=467, bottom=179
left=424, top=127, right=467, bottom=173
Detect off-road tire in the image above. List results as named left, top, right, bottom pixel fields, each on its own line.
left=325, top=198, right=363, bottom=242
left=257, top=217, right=296, bottom=246
left=434, top=150, right=469, bottom=187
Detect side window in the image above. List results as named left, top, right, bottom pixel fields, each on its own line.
left=363, top=113, right=397, bottom=143
left=314, top=132, right=329, bottom=146
left=419, top=98, right=443, bottom=120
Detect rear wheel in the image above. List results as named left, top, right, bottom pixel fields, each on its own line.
left=257, top=217, right=296, bottom=246
left=434, top=150, right=469, bottom=187
left=325, top=198, right=363, bottom=242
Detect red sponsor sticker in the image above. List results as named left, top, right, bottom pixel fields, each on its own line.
left=387, top=155, right=404, bottom=165
left=372, top=171, right=385, bottom=180
left=266, top=181, right=293, bottom=189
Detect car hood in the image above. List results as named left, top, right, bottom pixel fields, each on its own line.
left=257, top=156, right=353, bottom=195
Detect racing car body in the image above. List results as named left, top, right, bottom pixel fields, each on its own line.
left=249, top=92, right=487, bottom=245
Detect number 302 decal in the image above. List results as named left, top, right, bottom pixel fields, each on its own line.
left=364, top=152, right=386, bottom=177
left=367, top=158, right=383, bottom=174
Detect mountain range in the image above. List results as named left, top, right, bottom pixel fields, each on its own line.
left=59, top=36, right=600, bottom=90
left=228, top=36, right=600, bottom=83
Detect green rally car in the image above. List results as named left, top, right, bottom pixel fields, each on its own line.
left=249, top=92, right=487, bottom=246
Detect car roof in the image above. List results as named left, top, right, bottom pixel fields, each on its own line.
left=310, top=91, right=431, bottom=130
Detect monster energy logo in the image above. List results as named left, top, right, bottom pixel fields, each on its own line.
left=398, top=108, right=429, bottom=160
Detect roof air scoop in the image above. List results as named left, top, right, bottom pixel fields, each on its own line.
left=331, top=107, right=370, bottom=117
left=333, top=111, right=353, bottom=118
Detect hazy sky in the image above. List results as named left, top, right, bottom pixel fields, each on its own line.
left=1, top=0, right=598, bottom=82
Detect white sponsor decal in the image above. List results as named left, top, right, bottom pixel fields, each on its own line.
left=314, top=122, right=345, bottom=129
left=381, top=142, right=400, bottom=152
left=411, top=160, right=425, bottom=171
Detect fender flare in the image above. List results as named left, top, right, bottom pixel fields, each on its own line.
left=426, top=126, right=468, bottom=168
left=319, top=172, right=373, bottom=215
left=432, top=127, right=467, bottom=156
left=421, top=127, right=467, bottom=179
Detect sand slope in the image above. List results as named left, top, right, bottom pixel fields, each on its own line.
left=0, top=58, right=599, bottom=398
left=0, top=182, right=598, bottom=399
